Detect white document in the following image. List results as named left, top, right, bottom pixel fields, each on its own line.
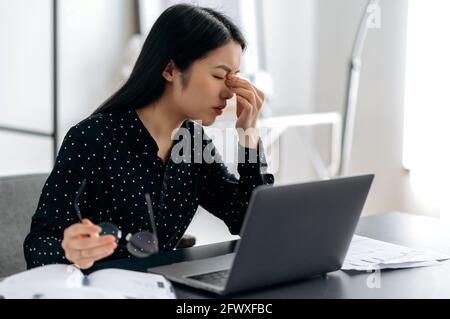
left=0, top=264, right=176, bottom=299
left=342, top=235, right=450, bottom=271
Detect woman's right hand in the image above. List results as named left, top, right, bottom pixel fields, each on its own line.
left=61, top=219, right=117, bottom=269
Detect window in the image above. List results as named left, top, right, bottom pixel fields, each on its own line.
left=0, top=0, right=54, bottom=176
left=403, top=0, right=450, bottom=214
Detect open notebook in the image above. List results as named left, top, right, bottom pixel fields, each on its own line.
left=0, top=264, right=176, bottom=299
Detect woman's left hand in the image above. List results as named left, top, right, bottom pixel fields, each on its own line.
left=225, top=74, right=265, bottom=148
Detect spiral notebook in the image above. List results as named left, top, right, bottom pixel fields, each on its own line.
left=0, top=264, right=176, bottom=299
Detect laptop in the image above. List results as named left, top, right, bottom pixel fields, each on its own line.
left=147, top=174, right=374, bottom=295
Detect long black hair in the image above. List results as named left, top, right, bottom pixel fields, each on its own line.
left=92, top=4, right=246, bottom=115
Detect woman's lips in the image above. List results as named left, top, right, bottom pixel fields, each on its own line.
left=213, top=106, right=226, bottom=115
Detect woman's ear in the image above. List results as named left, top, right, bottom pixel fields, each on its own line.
left=162, top=60, right=177, bottom=82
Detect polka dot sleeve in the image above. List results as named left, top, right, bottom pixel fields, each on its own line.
left=23, top=126, right=90, bottom=269
left=199, top=137, right=275, bottom=235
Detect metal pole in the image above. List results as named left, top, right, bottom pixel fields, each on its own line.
left=338, top=0, right=379, bottom=176
left=52, top=0, right=58, bottom=161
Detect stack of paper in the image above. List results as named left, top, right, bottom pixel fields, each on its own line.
left=342, top=235, right=450, bottom=271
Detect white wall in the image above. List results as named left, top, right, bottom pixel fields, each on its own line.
left=0, top=0, right=136, bottom=177
left=256, top=0, right=420, bottom=217
left=261, top=0, right=319, bottom=184
left=0, top=0, right=53, bottom=132
left=313, top=0, right=412, bottom=216
left=0, top=0, right=53, bottom=176
left=262, top=0, right=316, bottom=114
left=59, top=0, right=136, bottom=140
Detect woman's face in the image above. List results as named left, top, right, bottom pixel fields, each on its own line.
left=171, top=41, right=242, bottom=126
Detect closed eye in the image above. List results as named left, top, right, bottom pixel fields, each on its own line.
left=213, top=76, right=225, bottom=80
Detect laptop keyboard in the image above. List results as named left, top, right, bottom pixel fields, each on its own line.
left=187, top=269, right=230, bottom=287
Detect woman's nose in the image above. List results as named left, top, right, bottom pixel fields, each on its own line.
left=221, top=86, right=234, bottom=100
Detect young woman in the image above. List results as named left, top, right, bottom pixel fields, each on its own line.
left=24, top=4, right=274, bottom=270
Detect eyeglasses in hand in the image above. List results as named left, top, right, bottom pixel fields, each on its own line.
left=73, top=179, right=159, bottom=258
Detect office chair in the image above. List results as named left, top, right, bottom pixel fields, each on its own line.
left=0, top=173, right=195, bottom=278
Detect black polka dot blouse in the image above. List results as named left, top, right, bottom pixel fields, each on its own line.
left=24, top=108, right=274, bottom=269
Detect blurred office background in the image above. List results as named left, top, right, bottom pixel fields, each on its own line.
left=1, top=0, right=448, bottom=244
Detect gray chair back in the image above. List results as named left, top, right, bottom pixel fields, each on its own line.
left=0, top=174, right=48, bottom=278
left=0, top=173, right=196, bottom=279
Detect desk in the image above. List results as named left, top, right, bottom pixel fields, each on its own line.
left=92, top=212, right=450, bottom=298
